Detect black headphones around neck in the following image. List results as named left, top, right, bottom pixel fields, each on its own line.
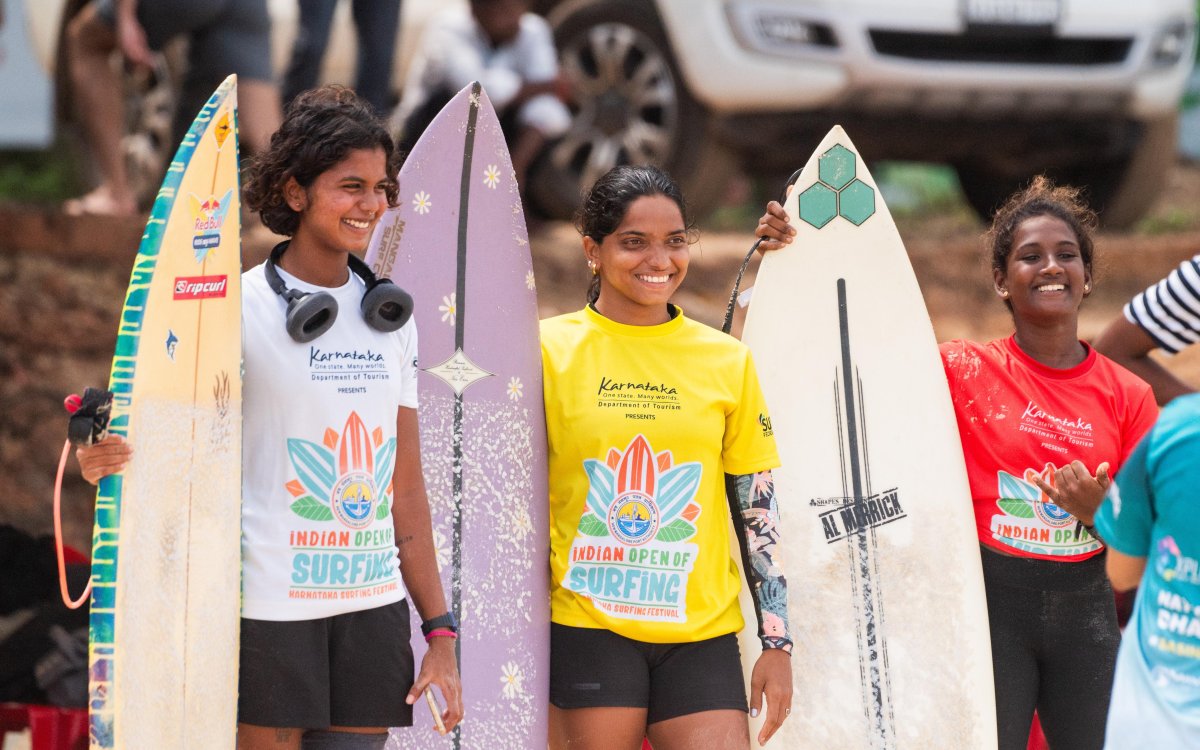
left=263, top=241, right=414, bottom=343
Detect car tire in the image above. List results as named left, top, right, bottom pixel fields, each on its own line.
left=955, top=115, right=1179, bottom=229
left=1085, top=115, right=1178, bottom=229
left=528, top=0, right=738, bottom=221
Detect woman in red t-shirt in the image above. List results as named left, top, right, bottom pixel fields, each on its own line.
left=756, top=177, right=1156, bottom=750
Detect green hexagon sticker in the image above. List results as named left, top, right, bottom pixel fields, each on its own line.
left=818, top=144, right=856, bottom=190
left=799, top=182, right=837, bottom=228
left=798, top=142, right=876, bottom=229
left=839, top=179, right=875, bottom=225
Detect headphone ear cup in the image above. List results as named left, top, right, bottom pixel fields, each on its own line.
left=285, top=291, right=339, bottom=343
left=361, top=280, right=414, bottom=333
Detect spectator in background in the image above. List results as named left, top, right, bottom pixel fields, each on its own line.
left=62, top=0, right=282, bottom=217
left=0, top=525, right=89, bottom=708
left=1093, top=393, right=1200, bottom=748
left=396, top=0, right=569, bottom=191
left=1094, top=254, right=1200, bottom=405
left=283, top=0, right=402, bottom=116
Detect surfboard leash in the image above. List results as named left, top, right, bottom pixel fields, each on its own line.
left=721, top=243, right=763, bottom=335
left=721, top=168, right=805, bottom=335
left=52, top=388, right=114, bottom=609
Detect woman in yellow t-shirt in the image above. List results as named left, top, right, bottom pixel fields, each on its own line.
left=541, top=165, right=793, bottom=749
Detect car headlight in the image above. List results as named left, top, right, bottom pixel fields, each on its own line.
left=726, top=3, right=837, bottom=56
left=1152, top=19, right=1194, bottom=67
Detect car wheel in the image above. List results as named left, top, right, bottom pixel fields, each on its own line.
left=528, top=0, right=737, bottom=220
left=955, top=115, right=1178, bottom=229
left=1083, top=115, right=1178, bottom=229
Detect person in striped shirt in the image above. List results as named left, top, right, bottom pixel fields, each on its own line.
left=1094, top=254, right=1200, bottom=405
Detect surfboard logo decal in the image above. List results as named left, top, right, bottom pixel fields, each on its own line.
left=188, top=189, right=233, bottom=258
left=798, top=145, right=876, bottom=229
left=991, top=465, right=1101, bottom=556
left=213, top=110, right=233, bottom=149
left=173, top=274, right=228, bottom=299
left=817, top=488, right=907, bottom=544
left=284, top=411, right=396, bottom=527
left=566, top=435, right=702, bottom=622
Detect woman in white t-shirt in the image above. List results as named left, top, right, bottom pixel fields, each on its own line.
left=77, top=86, right=462, bottom=750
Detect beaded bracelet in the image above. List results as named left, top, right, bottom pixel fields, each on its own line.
left=424, top=629, right=458, bottom=643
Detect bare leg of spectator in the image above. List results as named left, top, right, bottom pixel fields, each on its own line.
left=237, top=80, right=284, bottom=156
left=63, top=5, right=138, bottom=217
left=511, top=126, right=546, bottom=197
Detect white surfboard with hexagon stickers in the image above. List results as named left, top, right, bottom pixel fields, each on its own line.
left=738, top=126, right=997, bottom=748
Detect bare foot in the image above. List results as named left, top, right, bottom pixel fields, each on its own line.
left=63, top=187, right=138, bottom=217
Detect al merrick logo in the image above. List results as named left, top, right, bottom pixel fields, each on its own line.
left=818, top=488, right=906, bottom=543
left=174, top=275, right=228, bottom=300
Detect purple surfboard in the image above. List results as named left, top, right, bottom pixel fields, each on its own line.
left=366, top=83, right=549, bottom=749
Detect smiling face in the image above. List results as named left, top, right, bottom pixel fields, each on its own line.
left=287, top=146, right=391, bottom=257
left=994, top=213, right=1092, bottom=325
left=585, top=194, right=690, bottom=325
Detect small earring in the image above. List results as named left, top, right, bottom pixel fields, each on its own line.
left=999, top=289, right=1009, bottom=298
left=588, top=261, right=598, bottom=276
left=1084, top=284, right=1091, bottom=293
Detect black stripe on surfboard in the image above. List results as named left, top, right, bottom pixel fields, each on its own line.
left=446, top=80, right=481, bottom=749
left=835, top=278, right=897, bottom=747
left=858, top=369, right=898, bottom=737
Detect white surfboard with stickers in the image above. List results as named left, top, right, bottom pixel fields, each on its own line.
left=737, top=126, right=997, bottom=749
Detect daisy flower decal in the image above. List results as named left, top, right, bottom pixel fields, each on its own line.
left=439, top=293, right=456, bottom=325
left=500, top=661, right=524, bottom=699
left=507, top=376, right=523, bottom=401
left=483, top=164, right=501, bottom=189
left=413, top=190, right=432, bottom=214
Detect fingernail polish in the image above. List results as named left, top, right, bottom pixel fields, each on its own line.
left=750, top=708, right=759, bottom=718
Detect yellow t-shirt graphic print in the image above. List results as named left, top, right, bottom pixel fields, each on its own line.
left=542, top=306, right=780, bottom=644
left=564, top=434, right=703, bottom=623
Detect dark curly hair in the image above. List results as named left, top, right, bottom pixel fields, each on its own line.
left=577, top=165, right=693, bottom=304
left=987, top=175, right=1098, bottom=281
left=243, top=85, right=402, bottom=236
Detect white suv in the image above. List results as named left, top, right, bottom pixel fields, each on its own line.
left=530, top=0, right=1196, bottom=226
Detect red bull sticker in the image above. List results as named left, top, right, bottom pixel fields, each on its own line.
left=189, top=189, right=234, bottom=258
left=564, top=435, right=702, bottom=622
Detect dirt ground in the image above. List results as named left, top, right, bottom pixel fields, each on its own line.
left=4, top=164, right=1200, bottom=551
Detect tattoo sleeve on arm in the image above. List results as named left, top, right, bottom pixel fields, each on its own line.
left=727, top=469, right=792, bottom=653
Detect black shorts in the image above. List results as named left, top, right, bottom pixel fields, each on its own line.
left=550, top=623, right=748, bottom=724
left=238, top=600, right=414, bottom=729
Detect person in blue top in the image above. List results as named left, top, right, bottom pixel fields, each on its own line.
left=1094, top=393, right=1200, bottom=749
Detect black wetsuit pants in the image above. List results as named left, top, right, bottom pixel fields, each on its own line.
left=981, top=549, right=1119, bottom=750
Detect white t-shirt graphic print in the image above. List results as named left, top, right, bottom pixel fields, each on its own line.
left=240, top=260, right=418, bottom=620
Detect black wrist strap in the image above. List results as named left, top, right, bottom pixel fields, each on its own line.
left=420, top=612, right=458, bottom=636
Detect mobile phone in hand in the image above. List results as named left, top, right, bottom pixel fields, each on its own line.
left=424, top=687, right=447, bottom=734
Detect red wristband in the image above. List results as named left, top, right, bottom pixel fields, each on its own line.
left=424, top=629, right=458, bottom=643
